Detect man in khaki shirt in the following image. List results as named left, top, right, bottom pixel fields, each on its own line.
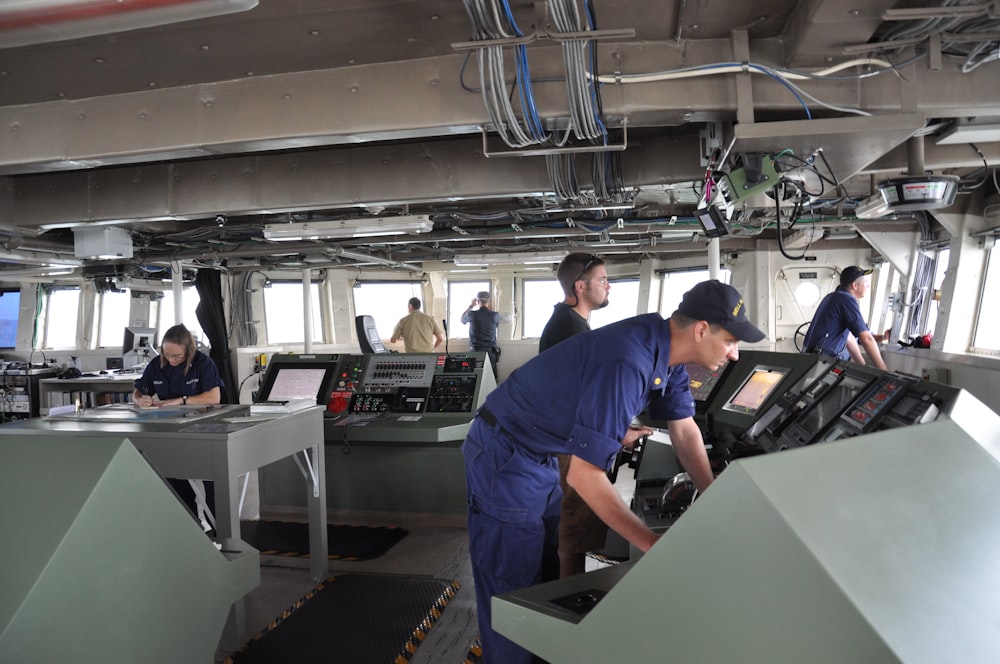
left=390, top=297, right=444, bottom=352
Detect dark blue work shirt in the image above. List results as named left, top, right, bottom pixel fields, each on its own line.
left=481, top=314, right=693, bottom=472
left=801, top=288, right=869, bottom=359
left=133, top=351, right=224, bottom=400
left=462, top=307, right=500, bottom=350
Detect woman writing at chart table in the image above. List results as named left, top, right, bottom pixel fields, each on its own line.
left=132, top=324, right=224, bottom=407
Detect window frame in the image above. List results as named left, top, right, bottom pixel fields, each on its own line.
left=40, top=285, right=81, bottom=350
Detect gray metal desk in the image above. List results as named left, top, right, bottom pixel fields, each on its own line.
left=0, top=403, right=328, bottom=581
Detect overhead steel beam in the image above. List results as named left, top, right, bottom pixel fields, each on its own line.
left=10, top=133, right=708, bottom=229
left=3, top=40, right=998, bottom=177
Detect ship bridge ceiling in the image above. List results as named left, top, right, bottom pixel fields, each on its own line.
left=0, top=0, right=998, bottom=277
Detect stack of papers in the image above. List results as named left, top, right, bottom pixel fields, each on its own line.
left=250, top=399, right=315, bottom=415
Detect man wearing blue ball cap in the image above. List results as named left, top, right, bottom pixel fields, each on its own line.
left=462, top=279, right=765, bottom=663
left=801, top=265, right=887, bottom=370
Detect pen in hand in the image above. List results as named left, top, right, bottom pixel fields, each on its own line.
left=135, top=387, right=157, bottom=408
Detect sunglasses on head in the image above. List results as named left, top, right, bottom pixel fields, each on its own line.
left=574, top=254, right=599, bottom=283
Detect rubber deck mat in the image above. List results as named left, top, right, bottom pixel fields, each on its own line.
left=239, top=520, right=407, bottom=560
left=224, top=574, right=459, bottom=664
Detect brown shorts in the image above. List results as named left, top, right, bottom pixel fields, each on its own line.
left=557, top=454, right=609, bottom=554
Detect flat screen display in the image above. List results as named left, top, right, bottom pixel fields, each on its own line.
left=262, top=367, right=329, bottom=401
left=686, top=360, right=729, bottom=403
left=123, top=326, right=157, bottom=357
left=721, top=365, right=789, bottom=415
left=795, top=373, right=871, bottom=436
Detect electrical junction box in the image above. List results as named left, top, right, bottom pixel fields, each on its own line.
left=720, top=154, right=779, bottom=203
left=74, top=226, right=133, bottom=260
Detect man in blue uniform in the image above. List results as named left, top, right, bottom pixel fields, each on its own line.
left=801, top=265, right=887, bottom=370
left=464, top=279, right=766, bottom=663
left=463, top=291, right=502, bottom=378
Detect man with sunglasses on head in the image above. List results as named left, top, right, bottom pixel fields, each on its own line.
left=539, top=252, right=610, bottom=352
left=464, top=279, right=766, bottom=664
left=540, top=253, right=618, bottom=580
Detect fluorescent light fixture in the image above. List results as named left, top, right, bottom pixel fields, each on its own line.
left=0, top=251, right=82, bottom=267
left=0, top=267, right=75, bottom=279
left=0, top=0, right=259, bottom=48
left=263, top=215, right=433, bottom=241
left=454, top=251, right=568, bottom=266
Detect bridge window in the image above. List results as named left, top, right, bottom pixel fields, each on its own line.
left=263, top=281, right=323, bottom=344
left=41, top=286, right=80, bottom=349
left=659, top=269, right=731, bottom=316
left=922, top=248, right=950, bottom=338
left=522, top=278, right=565, bottom=338
left=521, top=276, right=644, bottom=336
left=590, top=278, right=641, bottom=329
left=0, top=290, right=20, bottom=349
left=98, top=288, right=131, bottom=348
left=447, top=280, right=491, bottom=340
left=351, top=281, right=424, bottom=348
left=973, top=246, right=1000, bottom=352
left=157, top=288, right=206, bottom=344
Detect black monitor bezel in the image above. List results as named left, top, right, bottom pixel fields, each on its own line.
left=685, top=359, right=731, bottom=405
left=256, top=360, right=339, bottom=405
left=122, top=326, right=158, bottom=358
left=720, top=364, right=791, bottom=416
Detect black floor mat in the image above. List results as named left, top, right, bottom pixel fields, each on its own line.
left=240, top=520, right=407, bottom=560
left=224, top=574, right=459, bottom=664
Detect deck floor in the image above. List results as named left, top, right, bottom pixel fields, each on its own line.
left=216, top=471, right=637, bottom=663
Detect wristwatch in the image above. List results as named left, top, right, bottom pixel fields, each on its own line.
left=182, top=395, right=188, bottom=405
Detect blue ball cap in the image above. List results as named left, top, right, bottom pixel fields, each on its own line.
left=677, top=280, right=766, bottom=343
left=839, top=265, right=873, bottom=288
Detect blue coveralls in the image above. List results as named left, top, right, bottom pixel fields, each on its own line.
left=462, top=314, right=693, bottom=663
left=801, top=288, right=870, bottom=359
left=133, top=350, right=225, bottom=400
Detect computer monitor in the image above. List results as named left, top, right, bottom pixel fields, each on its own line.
left=256, top=359, right=339, bottom=405
left=721, top=365, right=790, bottom=416
left=686, top=360, right=729, bottom=405
left=122, top=326, right=157, bottom=367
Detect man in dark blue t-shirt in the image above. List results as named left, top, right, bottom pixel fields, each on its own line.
left=801, top=265, right=887, bottom=370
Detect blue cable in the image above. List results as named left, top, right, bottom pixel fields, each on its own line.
left=700, top=62, right=812, bottom=119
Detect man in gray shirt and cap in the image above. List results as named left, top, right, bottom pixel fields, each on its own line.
left=463, top=291, right=501, bottom=379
